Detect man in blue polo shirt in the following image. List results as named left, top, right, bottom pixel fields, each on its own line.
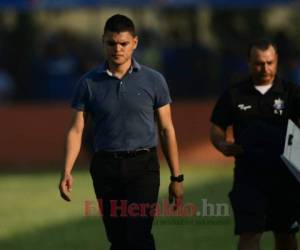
left=59, top=14, right=183, bottom=250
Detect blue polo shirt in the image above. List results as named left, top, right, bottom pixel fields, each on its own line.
left=71, top=60, right=171, bottom=152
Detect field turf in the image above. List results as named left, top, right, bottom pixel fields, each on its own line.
left=0, top=165, right=295, bottom=250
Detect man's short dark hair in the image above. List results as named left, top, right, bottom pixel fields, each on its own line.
left=104, top=14, right=136, bottom=36
left=247, top=38, right=278, bottom=58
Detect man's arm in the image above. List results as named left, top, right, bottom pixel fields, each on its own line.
left=59, top=110, right=86, bottom=202
left=210, top=123, right=243, bottom=157
left=156, top=104, right=183, bottom=208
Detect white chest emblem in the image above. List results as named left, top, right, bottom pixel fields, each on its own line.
left=273, top=98, right=284, bottom=115
left=238, top=104, right=252, bottom=111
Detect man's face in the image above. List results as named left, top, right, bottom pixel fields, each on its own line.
left=103, top=31, right=138, bottom=67
left=248, top=45, right=278, bottom=85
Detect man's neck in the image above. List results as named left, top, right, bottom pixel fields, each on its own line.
left=254, top=82, right=273, bottom=86
left=252, top=76, right=275, bottom=86
left=108, top=60, right=132, bottom=79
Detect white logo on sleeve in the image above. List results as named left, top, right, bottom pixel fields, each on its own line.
left=238, top=104, right=252, bottom=111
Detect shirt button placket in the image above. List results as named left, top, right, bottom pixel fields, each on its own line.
left=119, top=81, right=125, bottom=98
left=120, top=81, right=125, bottom=91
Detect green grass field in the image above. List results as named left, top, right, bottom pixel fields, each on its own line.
left=0, top=165, right=296, bottom=250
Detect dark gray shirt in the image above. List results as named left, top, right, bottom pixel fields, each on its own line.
left=71, top=60, right=171, bottom=152
left=211, top=76, right=300, bottom=168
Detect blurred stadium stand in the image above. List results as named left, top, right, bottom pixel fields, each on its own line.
left=0, top=1, right=300, bottom=102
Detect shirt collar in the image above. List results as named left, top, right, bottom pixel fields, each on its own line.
left=244, top=75, right=284, bottom=94
left=131, top=58, right=141, bottom=72
left=97, top=58, right=141, bottom=75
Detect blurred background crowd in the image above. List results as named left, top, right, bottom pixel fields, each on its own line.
left=1, top=1, right=300, bottom=105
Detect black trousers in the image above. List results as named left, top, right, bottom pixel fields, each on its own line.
left=90, top=150, right=160, bottom=250
left=230, top=159, right=300, bottom=234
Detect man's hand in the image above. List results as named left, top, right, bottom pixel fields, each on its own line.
left=59, top=173, right=73, bottom=202
left=168, top=182, right=183, bottom=210
left=210, top=124, right=243, bottom=157
left=218, top=141, right=244, bottom=157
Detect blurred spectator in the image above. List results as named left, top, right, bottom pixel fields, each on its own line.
left=36, top=32, right=80, bottom=101
left=162, top=42, right=215, bottom=98
left=274, top=30, right=295, bottom=78
left=0, top=18, right=15, bottom=103
left=218, top=48, right=248, bottom=91
left=0, top=63, right=15, bottom=104
left=135, top=28, right=162, bottom=70
left=76, top=39, right=103, bottom=74
left=290, top=57, right=300, bottom=86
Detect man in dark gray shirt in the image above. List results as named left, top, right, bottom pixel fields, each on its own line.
left=210, top=39, right=300, bottom=250
left=59, top=14, right=183, bottom=250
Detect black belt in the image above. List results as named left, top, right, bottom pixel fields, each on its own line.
left=96, top=147, right=156, bottom=159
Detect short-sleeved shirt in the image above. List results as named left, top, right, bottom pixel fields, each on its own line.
left=211, top=77, right=300, bottom=168
left=71, top=59, right=171, bottom=152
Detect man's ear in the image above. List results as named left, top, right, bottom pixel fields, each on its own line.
left=134, top=36, right=138, bottom=49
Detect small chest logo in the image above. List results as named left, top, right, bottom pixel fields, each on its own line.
left=238, top=104, right=252, bottom=111
left=273, top=98, right=284, bottom=115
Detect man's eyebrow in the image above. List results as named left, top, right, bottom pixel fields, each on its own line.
left=105, top=40, right=129, bottom=44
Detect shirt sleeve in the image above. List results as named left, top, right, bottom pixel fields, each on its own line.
left=71, top=78, right=90, bottom=112
left=153, top=73, right=172, bottom=109
left=210, top=90, right=234, bottom=130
